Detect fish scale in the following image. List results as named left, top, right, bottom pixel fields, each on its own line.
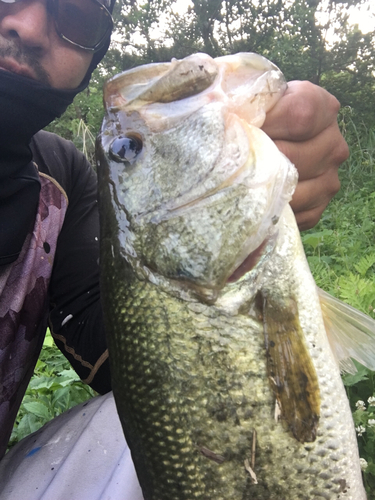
left=97, top=52, right=367, bottom=499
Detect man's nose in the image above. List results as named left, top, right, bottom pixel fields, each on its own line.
left=0, top=0, right=50, bottom=50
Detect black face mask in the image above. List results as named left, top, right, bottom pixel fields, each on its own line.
left=0, top=70, right=90, bottom=266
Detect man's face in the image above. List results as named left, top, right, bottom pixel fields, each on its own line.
left=0, top=0, right=94, bottom=89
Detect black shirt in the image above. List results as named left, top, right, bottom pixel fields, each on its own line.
left=31, top=130, right=111, bottom=394
left=0, top=130, right=111, bottom=459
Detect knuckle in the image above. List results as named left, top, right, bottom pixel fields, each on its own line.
left=329, top=176, right=341, bottom=196
left=296, top=208, right=322, bottom=231
left=287, top=82, right=341, bottom=139
left=289, top=96, right=317, bottom=137
left=321, top=168, right=341, bottom=198
left=330, top=137, right=349, bottom=167
left=336, top=140, right=350, bottom=163
left=329, top=94, right=341, bottom=114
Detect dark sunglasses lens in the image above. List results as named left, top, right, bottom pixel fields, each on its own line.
left=55, top=0, right=112, bottom=50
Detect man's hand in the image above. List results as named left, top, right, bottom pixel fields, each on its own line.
left=262, top=81, right=349, bottom=231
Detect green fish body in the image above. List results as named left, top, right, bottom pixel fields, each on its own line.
left=97, top=53, right=367, bottom=499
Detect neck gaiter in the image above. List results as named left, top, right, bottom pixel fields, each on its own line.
left=0, top=70, right=89, bottom=265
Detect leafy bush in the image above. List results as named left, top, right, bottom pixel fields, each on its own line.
left=8, top=330, right=96, bottom=450
left=343, top=363, right=375, bottom=494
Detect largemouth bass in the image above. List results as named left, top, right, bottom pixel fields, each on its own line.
left=97, top=53, right=372, bottom=499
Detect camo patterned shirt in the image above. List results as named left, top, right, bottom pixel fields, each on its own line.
left=0, top=131, right=111, bottom=460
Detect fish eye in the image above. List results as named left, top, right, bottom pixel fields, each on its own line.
left=109, top=134, right=143, bottom=164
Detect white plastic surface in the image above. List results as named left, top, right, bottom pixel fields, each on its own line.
left=0, top=392, right=144, bottom=500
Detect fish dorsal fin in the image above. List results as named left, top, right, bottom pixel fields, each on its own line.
left=318, top=287, right=375, bottom=374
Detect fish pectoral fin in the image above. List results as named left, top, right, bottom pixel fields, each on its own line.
left=261, top=292, right=320, bottom=443
left=318, top=286, right=375, bottom=373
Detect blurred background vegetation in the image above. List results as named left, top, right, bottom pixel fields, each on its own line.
left=46, top=0, right=375, bottom=160
left=13, top=0, right=375, bottom=496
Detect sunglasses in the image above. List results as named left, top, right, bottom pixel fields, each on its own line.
left=1, top=0, right=113, bottom=52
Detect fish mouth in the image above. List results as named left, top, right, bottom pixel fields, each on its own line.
left=0, top=57, right=37, bottom=81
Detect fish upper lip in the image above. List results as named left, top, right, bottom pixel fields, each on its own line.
left=0, top=57, right=37, bottom=80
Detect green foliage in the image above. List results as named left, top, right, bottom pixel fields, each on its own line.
left=8, top=330, right=96, bottom=451
left=45, top=67, right=106, bottom=166
left=106, top=0, right=375, bottom=128
left=342, top=363, right=375, bottom=494
left=45, top=1, right=375, bottom=147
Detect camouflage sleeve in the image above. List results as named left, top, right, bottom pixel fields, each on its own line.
left=31, top=131, right=112, bottom=394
